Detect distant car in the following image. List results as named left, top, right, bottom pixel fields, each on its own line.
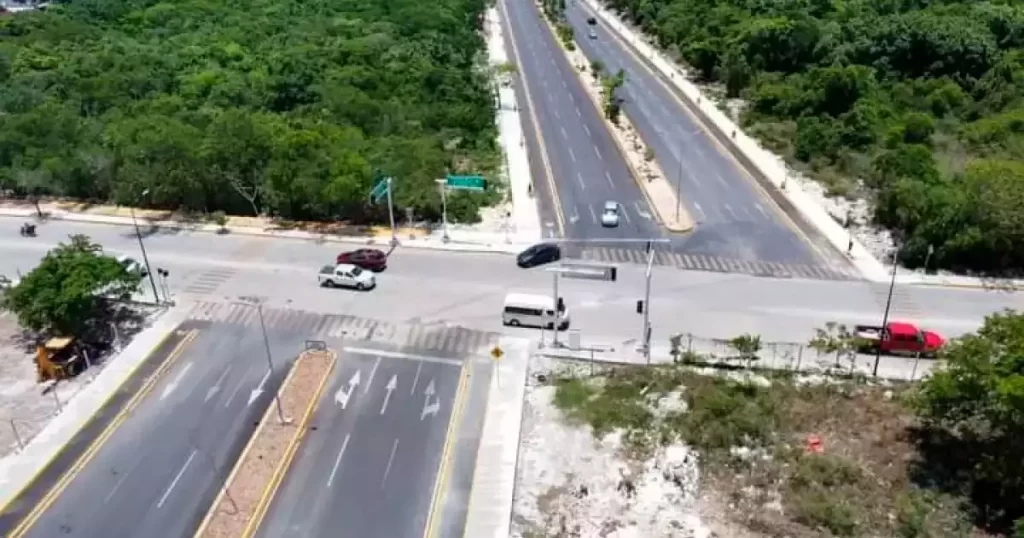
left=336, top=248, right=388, bottom=272
left=587, top=16, right=597, bottom=25
left=600, top=201, right=620, bottom=227
left=116, top=255, right=148, bottom=277
left=588, top=28, right=597, bottom=39
left=517, top=243, right=561, bottom=268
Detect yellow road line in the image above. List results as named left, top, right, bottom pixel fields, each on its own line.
left=7, top=329, right=199, bottom=538
left=241, top=352, right=338, bottom=538
left=422, top=359, right=473, bottom=538
left=581, top=1, right=835, bottom=260
left=499, top=0, right=566, bottom=237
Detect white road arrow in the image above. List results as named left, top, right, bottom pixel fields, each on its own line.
left=421, top=379, right=441, bottom=420
left=248, top=369, right=271, bottom=406
left=334, top=370, right=361, bottom=410
left=160, top=363, right=193, bottom=401
left=379, top=375, right=398, bottom=415
left=204, top=367, right=232, bottom=403
left=635, top=202, right=652, bottom=220
left=569, top=208, right=580, bottom=224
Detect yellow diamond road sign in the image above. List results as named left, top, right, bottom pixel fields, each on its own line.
left=491, top=346, right=503, bottom=360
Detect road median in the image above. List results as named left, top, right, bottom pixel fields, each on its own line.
left=192, top=349, right=336, bottom=538
left=533, top=2, right=694, bottom=233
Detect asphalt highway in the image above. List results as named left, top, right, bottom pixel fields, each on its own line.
left=0, top=219, right=1019, bottom=351
left=501, top=0, right=663, bottom=248
left=255, top=345, right=490, bottom=538
left=7, top=321, right=303, bottom=538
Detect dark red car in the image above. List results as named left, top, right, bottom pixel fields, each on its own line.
left=336, top=248, right=388, bottom=272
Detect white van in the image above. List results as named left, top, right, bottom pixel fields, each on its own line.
left=502, top=293, right=570, bottom=330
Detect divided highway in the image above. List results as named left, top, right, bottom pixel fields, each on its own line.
left=503, top=0, right=849, bottom=270
left=0, top=321, right=303, bottom=538
left=500, top=0, right=662, bottom=246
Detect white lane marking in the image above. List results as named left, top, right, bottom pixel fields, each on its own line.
left=342, top=347, right=462, bottom=367
left=364, top=356, right=381, bottom=395
left=223, top=365, right=253, bottom=408
left=157, top=450, right=197, bottom=508
left=605, top=170, right=615, bottom=188
left=560, top=126, right=568, bottom=140
left=381, top=438, right=400, bottom=487
left=553, top=108, right=560, bottom=119
left=714, top=172, right=729, bottom=188
left=575, top=106, right=581, bottom=116
left=693, top=202, right=706, bottom=220
left=568, top=148, right=576, bottom=163
left=576, top=172, right=586, bottom=191
left=410, top=360, right=423, bottom=395
left=723, top=204, right=738, bottom=220
left=755, top=203, right=769, bottom=218
left=583, top=124, right=591, bottom=137
left=561, top=78, right=567, bottom=89
left=589, top=204, right=598, bottom=223
left=622, top=205, right=632, bottom=223
left=594, top=146, right=602, bottom=160
left=327, top=433, right=351, bottom=488
left=104, top=468, right=132, bottom=504
left=205, top=366, right=231, bottom=403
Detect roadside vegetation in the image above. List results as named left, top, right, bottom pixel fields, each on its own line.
left=0, top=0, right=500, bottom=224
left=599, top=0, right=1024, bottom=274
left=551, top=309, right=1024, bottom=537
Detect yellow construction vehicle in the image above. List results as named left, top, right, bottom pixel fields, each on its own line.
left=35, top=336, right=86, bottom=382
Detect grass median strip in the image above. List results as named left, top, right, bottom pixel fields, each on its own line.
left=193, top=349, right=337, bottom=538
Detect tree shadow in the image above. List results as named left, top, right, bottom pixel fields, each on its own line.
left=906, top=424, right=1023, bottom=535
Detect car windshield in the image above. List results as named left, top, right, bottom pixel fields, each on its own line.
left=603, top=208, right=616, bottom=215
left=350, top=266, right=363, bottom=276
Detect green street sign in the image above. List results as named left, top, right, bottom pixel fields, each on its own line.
left=445, top=175, right=486, bottom=191
left=369, top=178, right=389, bottom=204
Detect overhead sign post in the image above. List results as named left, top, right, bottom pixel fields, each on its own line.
left=369, top=175, right=398, bottom=246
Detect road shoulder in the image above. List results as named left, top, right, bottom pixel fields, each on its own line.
left=193, top=348, right=336, bottom=538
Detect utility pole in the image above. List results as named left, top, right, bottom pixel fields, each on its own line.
left=872, top=249, right=900, bottom=377
left=436, top=179, right=450, bottom=243
left=551, top=270, right=560, bottom=347
left=675, top=159, right=683, bottom=223
left=131, top=189, right=160, bottom=304
left=641, top=243, right=654, bottom=363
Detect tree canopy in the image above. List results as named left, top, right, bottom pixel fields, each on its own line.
left=603, top=0, right=1024, bottom=273
left=914, top=309, right=1024, bottom=534
left=0, top=0, right=501, bottom=224
left=2, top=235, right=142, bottom=336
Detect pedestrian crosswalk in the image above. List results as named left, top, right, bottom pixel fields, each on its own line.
left=577, top=247, right=861, bottom=281
left=185, top=301, right=503, bottom=356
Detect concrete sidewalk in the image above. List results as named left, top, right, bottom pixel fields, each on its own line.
left=0, top=305, right=189, bottom=510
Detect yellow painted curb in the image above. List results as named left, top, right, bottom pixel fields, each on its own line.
left=423, top=360, right=473, bottom=538
left=6, top=329, right=198, bottom=538
left=534, top=5, right=695, bottom=234
left=242, top=351, right=337, bottom=538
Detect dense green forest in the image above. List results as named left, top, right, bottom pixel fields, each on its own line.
left=0, top=0, right=501, bottom=223
left=602, top=0, right=1024, bottom=273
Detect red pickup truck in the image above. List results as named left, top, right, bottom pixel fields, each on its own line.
left=854, top=322, right=944, bottom=357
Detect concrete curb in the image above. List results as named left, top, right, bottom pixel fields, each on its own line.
left=0, top=210, right=527, bottom=256
left=533, top=4, right=695, bottom=234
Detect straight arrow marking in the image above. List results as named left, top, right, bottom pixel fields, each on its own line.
left=205, top=367, right=232, bottom=403
left=248, top=369, right=271, bottom=406
left=160, top=363, right=193, bottom=401
left=334, top=370, right=362, bottom=410
left=380, top=375, right=398, bottom=415
left=421, top=379, right=441, bottom=420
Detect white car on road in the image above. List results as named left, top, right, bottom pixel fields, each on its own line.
left=600, top=201, right=620, bottom=227
left=318, top=263, right=376, bottom=290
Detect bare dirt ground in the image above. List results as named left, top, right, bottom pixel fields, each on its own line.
left=512, top=356, right=986, bottom=538
left=0, top=309, right=155, bottom=458
left=196, top=349, right=335, bottom=538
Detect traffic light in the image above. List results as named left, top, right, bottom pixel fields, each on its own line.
left=609, top=267, right=617, bottom=282
left=644, top=240, right=652, bottom=254
left=636, top=300, right=644, bottom=314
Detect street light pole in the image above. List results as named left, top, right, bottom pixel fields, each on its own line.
left=642, top=247, right=654, bottom=363
left=872, top=248, right=899, bottom=377
left=551, top=270, right=560, bottom=347
left=253, top=301, right=286, bottom=424
left=130, top=192, right=160, bottom=304
left=675, top=158, right=683, bottom=223
left=385, top=177, right=397, bottom=247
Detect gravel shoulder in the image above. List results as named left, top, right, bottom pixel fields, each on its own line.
left=194, top=349, right=336, bottom=538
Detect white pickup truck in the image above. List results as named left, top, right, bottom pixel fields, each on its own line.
left=318, top=263, right=376, bottom=290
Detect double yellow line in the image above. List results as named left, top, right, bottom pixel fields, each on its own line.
left=7, top=329, right=199, bottom=538
left=422, top=360, right=473, bottom=538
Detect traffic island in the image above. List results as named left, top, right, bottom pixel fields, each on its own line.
left=192, top=349, right=336, bottom=538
